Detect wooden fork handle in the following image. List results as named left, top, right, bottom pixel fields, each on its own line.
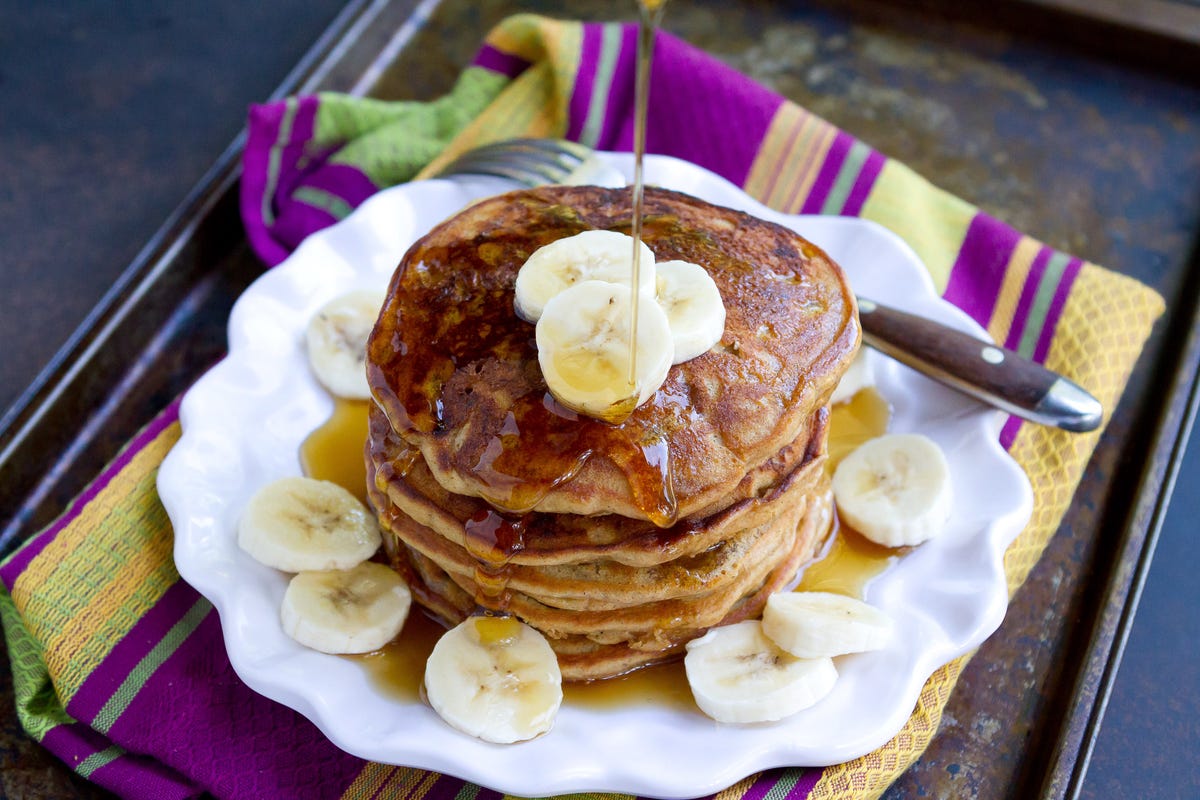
left=857, top=297, right=1103, bottom=432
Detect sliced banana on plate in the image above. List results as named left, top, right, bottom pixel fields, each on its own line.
left=305, top=290, right=384, bottom=400
left=281, top=561, right=411, bottom=654
left=514, top=230, right=656, bottom=323
left=655, top=260, right=725, bottom=363
left=684, top=620, right=838, bottom=724
left=832, top=433, right=953, bottom=547
left=238, top=476, right=382, bottom=572
left=829, top=346, right=874, bottom=405
left=425, top=616, right=563, bottom=744
left=762, top=591, right=893, bottom=659
left=536, top=280, right=673, bottom=421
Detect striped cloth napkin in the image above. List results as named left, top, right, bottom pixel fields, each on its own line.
left=1, top=14, right=1164, bottom=800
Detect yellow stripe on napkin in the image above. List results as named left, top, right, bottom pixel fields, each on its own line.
left=859, top=160, right=976, bottom=295
left=11, top=423, right=181, bottom=702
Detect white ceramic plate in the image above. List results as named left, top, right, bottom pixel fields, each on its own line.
left=159, top=153, right=1033, bottom=798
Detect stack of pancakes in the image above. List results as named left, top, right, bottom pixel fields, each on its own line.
left=365, top=185, right=859, bottom=681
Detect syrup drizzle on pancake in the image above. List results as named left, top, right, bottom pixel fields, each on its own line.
left=368, top=224, right=684, bottom=525
left=622, top=0, right=669, bottom=414
left=463, top=510, right=525, bottom=610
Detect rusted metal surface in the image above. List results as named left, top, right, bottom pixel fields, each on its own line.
left=2, top=1, right=1199, bottom=798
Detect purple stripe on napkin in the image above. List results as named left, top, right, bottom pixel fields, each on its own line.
left=472, top=43, right=532, bottom=79
left=272, top=202, right=341, bottom=251
left=103, top=613, right=363, bottom=799
left=567, top=24, right=603, bottom=141
left=40, top=723, right=124, bottom=776
left=595, top=29, right=782, bottom=188
left=944, top=214, right=1022, bottom=330
left=1035, top=256, right=1083, bottom=364
left=66, top=581, right=202, bottom=725
left=801, top=131, right=854, bottom=214
left=1004, top=246, right=1053, bottom=352
left=1000, top=415, right=1022, bottom=450
left=841, top=148, right=885, bottom=217
left=649, top=32, right=783, bottom=186
left=89, top=750, right=199, bottom=800
left=597, top=24, right=639, bottom=148
left=40, top=723, right=196, bottom=800
left=241, top=96, right=321, bottom=267
left=737, top=773, right=783, bottom=800
left=298, top=163, right=380, bottom=210
left=793, top=767, right=824, bottom=798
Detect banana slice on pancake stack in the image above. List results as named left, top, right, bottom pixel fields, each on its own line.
left=655, top=260, right=726, bottom=364
left=514, top=230, right=656, bottom=323
left=516, top=231, right=726, bottom=420
left=536, top=281, right=673, bottom=420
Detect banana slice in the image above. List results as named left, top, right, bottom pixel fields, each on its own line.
left=684, top=620, right=838, bottom=724
left=514, top=230, right=656, bottom=323
left=536, top=280, right=673, bottom=422
left=305, top=290, right=384, bottom=399
left=762, top=592, right=893, bottom=658
left=832, top=433, right=952, bottom=547
left=425, top=616, right=563, bottom=744
left=280, top=562, right=411, bottom=654
left=654, top=260, right=726, bottom=363
left=829, top=347, right=874, bottom=405
left=238, top=476, right=381, bottom=572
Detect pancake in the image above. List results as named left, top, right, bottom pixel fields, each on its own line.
left=372, top=479, right=809, bottom=607
left=389, top=489, right=834, bottom=681
left=367, top=402, right=828, bottom=567
left=366, top=185, right=859, bottom=525
left=364, top=183, right=858, bottom=681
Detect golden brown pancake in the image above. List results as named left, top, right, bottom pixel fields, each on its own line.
left=365, top=184, right=858, bottom=680
left=367, top=402, right=828, bottom=567
left=388, top=490, right=834, bottom=681
left=373, top=478, right=808, bottom=607
left=366, top=185, right=859, bottom=525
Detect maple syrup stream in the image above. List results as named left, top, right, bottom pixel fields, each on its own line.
left=625, top=0, right=667, bottom=406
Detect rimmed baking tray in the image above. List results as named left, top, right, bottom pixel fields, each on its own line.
left=2, top=1, right=1198, bottom=797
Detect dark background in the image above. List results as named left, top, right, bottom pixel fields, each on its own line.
left=1, top=1, right=1197, bottom=797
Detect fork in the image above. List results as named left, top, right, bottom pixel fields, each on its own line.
left=432, top=138, right=1102, bottom=432
left=433, top=138, right=627, bottom=188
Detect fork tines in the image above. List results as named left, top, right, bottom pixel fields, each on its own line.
left=435, top=138, right=594, bottom=186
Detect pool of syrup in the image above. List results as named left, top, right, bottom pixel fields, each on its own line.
left=300, top=385, right=893, bottom=710
left=300, top=399, right=370, bottom=505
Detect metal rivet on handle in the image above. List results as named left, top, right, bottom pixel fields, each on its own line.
left=981, top=346, right=1005, bottom=365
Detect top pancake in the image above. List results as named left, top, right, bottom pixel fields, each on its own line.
left=366, top=185, right=859, bottom=525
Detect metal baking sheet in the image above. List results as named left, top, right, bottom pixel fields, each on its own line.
left=2, top=1, right=1198, bottom=797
